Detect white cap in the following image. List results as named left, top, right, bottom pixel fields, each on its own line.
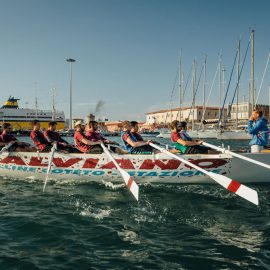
left=74, top=120, right=85, bottom=127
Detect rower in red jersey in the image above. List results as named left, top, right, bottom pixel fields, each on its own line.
left=74, top=120, right=103, bottom=153
left=0, top=123, right=35, bottom=152
left=85, top=121, right=126, bottom=154
left=30, top=120, right=52, bottom=152
left=44, top=121, right=80, bottom=153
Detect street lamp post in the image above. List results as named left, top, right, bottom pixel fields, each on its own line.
left=66, top=58, right=76, bottom=130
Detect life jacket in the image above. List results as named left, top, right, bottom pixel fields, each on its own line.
left=121, top=130, right=138, bottom=153
left=179, top=131, right=192, bottom=141
left=173, top=131, right=192, bottom=154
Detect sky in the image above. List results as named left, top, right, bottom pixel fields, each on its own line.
left=0, top=0, right=270, bottom=121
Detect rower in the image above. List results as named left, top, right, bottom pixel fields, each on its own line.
left=0, top=123, right=35, bottom=152
left=44, top=121, right=79, bottom=153
left=248, top=109, right=269, bottom=153
left=85, top=121, right=114, bottom=144
left=74, top=120, right=103, bottom=154
left=30, top=120, right=53, bottom=152
left=85, top=121, right=126, bottom=154
left=121, top=121, right=153, bottom=154
left=130, top=121, right=144, bottom=141
left=170, top=120, right=211, bottom=154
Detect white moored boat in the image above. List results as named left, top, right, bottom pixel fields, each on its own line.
left=157, top=130, right=217, bottom=139
left=0, top=151, right=269, bottom=184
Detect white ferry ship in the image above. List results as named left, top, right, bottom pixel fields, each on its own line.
left=0, top=97, right=65, bottom=130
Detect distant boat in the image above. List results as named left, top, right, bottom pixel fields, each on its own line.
left=156, top=128, right=267, bottom=140
left=216, top=130, right=251, bottom=140
left=0, top=96, right=65, bottom=130
left=157, top=129, right=217, bottom=139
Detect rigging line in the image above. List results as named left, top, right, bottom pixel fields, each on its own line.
left=218, top=50, right=238, bottom=124
left=164, top=65, right=179, bottom=125
left=187, top=64, right=204, bottom=122
left=255, top=52, right=270, bottom=106
left=176, top=64, right=192, bottom=120
left=199, top=62, right=219, bottom=129
left=182, top=64, right=192, bottom=102
left=226, top=39, right=251, bottom=119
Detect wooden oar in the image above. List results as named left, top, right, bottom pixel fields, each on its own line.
left=101, top=143, right=139, bottom=201
left=150, top=143, right=258, bottom=205
left=43, top=144, right=57, bottom=192
left=203, top=142, right=270, bottom=170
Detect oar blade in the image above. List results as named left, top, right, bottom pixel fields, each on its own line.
left=121, top=169, right=139, bottom=201
left=209, top=172, right=259, bottom=205
left=101, top=143, right=139, bottom=201
left=235, top=185, right=259, bottom=206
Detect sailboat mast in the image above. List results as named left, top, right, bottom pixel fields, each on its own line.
left=192, top=60, right=196, bottom=131
left=269, top=85, right=270, bottom=122
left=236, top=39, right=241, bottom=128
left=218, top=56, right=222, bottom=122
left=203, top=55, right=207, bottom=116
left=250, top=30, right=255, bottom=110
left=179, top=49, right=182, bottom=121
left=222, top=67, right=225, bottom=124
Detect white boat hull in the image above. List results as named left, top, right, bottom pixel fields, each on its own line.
left=0, top=151, right=269, bottom=184
left=157, top=130, right=217, bottom=139
left=216, top=130, right=251, bottom=140
left=157, top=130, right=267, bottom=140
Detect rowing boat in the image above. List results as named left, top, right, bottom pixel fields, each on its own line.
left=0, top=150, right=269, bottom=184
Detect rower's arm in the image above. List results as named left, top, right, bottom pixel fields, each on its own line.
left=126, top=137, right=148, bottom=148
left=80, top=137, right=101, bottom=146
left=247, top=120, right=262, bottom=135
left=59, top=137, right=69, bottom=144
left=44, top=133, right=53, bottom=143
left=176, top=138, right=199, bottom=146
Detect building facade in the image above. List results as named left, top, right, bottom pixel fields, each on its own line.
left=229, top=102, right=270, bottom=122
left=146, top=106, right=224, bottom=125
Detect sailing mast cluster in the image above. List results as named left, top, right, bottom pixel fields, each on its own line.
left=146, top=30, right=270, bottom=140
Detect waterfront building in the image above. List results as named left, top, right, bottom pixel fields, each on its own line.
left=145, top=106, right=225, bottom=125
left=229, top=102, right=270, bottom=123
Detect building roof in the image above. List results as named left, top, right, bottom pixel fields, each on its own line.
left=105, top=121, right=123, bottom=126
left=146, top=106, right=223, bottom=115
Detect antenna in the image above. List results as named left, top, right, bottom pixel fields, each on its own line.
left=35, top=82, right=38, bottom=119
left=51, top=88, right=56, bottom=121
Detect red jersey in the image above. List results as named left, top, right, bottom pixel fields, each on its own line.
left=171, top=131, right=192, bottom=142
left=44, top=130, right=60, bottom=142
left=44, top=130, right=67, bottom=144
left=30, top=130, right=49, bottom=151
left=0, top=133, right=17, bottom=143
left=171, top=131, right=180, bottom=142
left=74, top=131, right=90, bottom=153
left=85, top=131, right=105, bottom=142
left=122, top=132, right=130, bottom=143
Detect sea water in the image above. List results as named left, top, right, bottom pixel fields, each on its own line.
left=0, top=137, right=269, bottom=270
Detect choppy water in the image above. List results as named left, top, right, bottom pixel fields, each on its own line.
left=0, top=137, right=270, bottom=269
